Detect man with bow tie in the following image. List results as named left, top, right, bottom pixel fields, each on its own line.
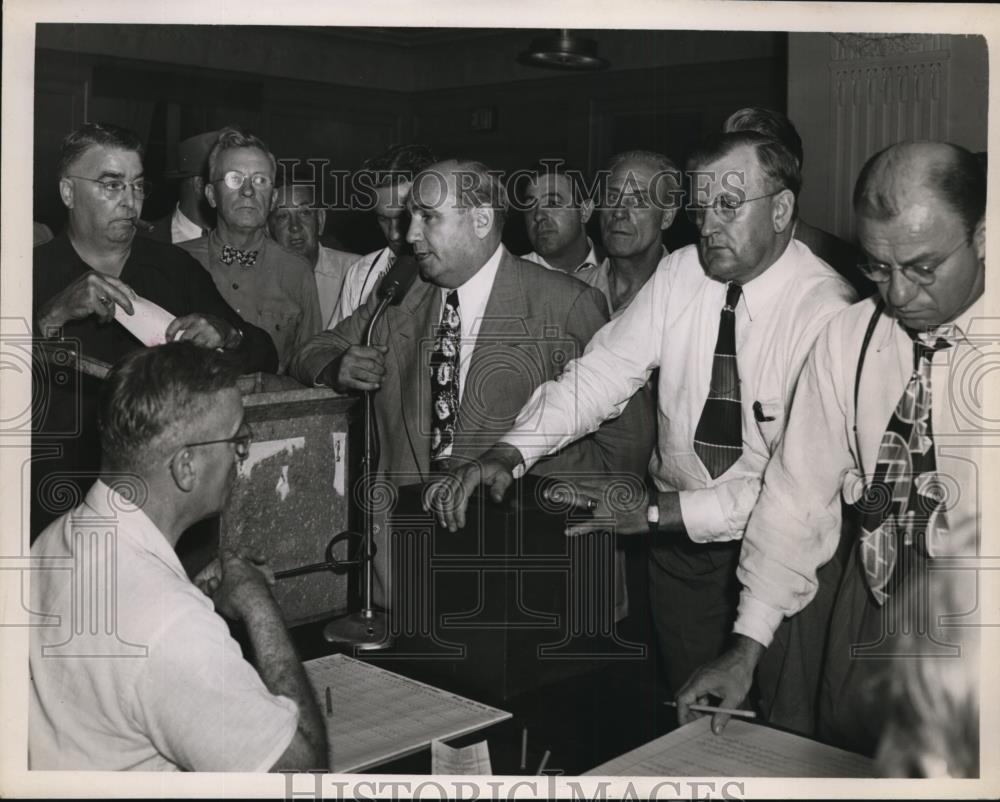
left=677, top=141, right=985, bottom=757
left=180, top=127, right=321, bottom=372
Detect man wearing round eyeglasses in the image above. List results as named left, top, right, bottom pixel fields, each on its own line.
left=426, top=131, right=856, bottom=698
left=32, top=122, right=278, bottom=538
left=677, top=141, right=985, bottom=756
left=29, top=342, right=327, bottom=771
left=180, top=127, right=322, bottom=372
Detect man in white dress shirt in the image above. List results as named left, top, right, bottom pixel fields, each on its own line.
left=428, top=131, right=856, bottom=697
left=329, top=143, right=435, bottom=328
left=29, top=342, right=327, bottom=771
left=677, top=141, right=985, bottom=755
left=269, top=182, right=357, bottom=328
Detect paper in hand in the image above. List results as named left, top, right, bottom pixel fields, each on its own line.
left=114, top=293, right=177, bottom=346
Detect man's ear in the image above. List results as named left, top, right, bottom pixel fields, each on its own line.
left=169, top=447, right=198, bottom=493
left=579, top=198, right=595, bottom=225
left=472, top=205, right=494, bottom=240
left=771, top=189, right=796, bottom=234
left=58, top=177, right=74, bottom=210
left=659, top=205, right=677, bottom=231
left=316, top=208, right=327, bottom=236
left=205, top=181, right=218, bottom=209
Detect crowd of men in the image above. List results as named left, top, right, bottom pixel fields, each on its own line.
left=28, top=109, right=984, bottom=776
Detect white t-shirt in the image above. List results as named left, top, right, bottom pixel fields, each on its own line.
left=29, top=481, right=299, bottom=771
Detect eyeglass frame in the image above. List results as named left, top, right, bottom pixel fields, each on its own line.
left=212, top=171, right=274, bottom=191
left=856, top=238, right=968, bottom=286
left=65, top=174, right=153, bottom=200
left=183, top=422, right=253, bottom=461
left=686, top=188, right=786, bottom=226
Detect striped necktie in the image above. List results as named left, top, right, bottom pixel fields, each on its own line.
left=693, top=282, right=743, bottom=479
left=859, top=334, right=951, bottom=605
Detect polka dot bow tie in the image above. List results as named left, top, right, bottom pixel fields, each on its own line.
left=220, top=244, right=258, bottom=267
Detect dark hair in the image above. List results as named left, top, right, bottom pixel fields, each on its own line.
left=207, top=126, right=276, bottom=180
left=853, top=142, right=986, bottom=240
left=361, top=143, right=437, bottom=187
left=58, top=122, right=145, bottom=177
left=520, top=159, right=592, bottom=206
left=687, top=130, right=802, bottom=201
left=99, top=342, right=242, bottom=473
left=723, top=107, right=805, bottom=169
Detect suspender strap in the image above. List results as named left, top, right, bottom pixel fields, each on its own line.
left=853, top=299, right=886, bottom=476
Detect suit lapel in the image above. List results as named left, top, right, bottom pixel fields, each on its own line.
left=454, top=253, right=535, bottom=457
left=389, top=278, right=440, bottom=477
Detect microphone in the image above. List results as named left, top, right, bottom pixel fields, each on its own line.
left=377, top=251, right=419, bottom=305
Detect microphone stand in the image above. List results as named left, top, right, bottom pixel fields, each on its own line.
left=323, top=290, right=397, bottom=650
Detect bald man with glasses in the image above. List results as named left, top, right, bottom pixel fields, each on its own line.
left=678, top=141, right=986, bottom=755
left=428, top=130, right=856, bottom=697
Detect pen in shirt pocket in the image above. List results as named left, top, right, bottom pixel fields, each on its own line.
left=753, top=401, right=775, bottom=422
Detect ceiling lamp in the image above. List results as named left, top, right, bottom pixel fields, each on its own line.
left=518, top=29, right=609, bottom=71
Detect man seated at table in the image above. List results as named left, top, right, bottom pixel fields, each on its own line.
left=29, top=342, right=327, bottom=772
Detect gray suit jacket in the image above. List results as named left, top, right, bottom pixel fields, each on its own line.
left=290, top=249, right=654, bottom=486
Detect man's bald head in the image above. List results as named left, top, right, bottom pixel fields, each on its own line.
left=853, top=142, right=985, bottom=240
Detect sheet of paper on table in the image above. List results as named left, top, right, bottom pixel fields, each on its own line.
left=304, top=653, right=511, bottom=773
left=431, top=740, right=493, bottom=775
left=114, top=294, right=176, bottom=346
left=584, top=717, right=877, bottom=777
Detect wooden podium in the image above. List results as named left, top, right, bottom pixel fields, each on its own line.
left=218, top=374, right=359, bottom=626
left=368, top=475, right=645, bottom=703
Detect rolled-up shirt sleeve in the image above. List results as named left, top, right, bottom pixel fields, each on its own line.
left=733, top=316, right=854, bottom=648
left=678, top=475, right=763, bottom=543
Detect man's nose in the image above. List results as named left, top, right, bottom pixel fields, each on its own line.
left=885, top=268, right=921, bottom=308
left=405, top=218, right=420, bottom=243
left=697, top=207, right=722, bottom=238
left=288, top=215, right=302, bottom=233
left=240, top=179, right=255, bottom=197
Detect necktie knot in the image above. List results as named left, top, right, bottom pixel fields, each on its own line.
left=724, top=282, right=742, bottom=312
left=220, top=244, right=258, bottom=267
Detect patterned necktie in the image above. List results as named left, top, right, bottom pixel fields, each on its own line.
left=430, top=290, right=461, bottom=467
left=694, top=282, right=743, bottom=479
left=220, top=244, right=258, bottom=267
left=859, top=334, right=952, bottom=605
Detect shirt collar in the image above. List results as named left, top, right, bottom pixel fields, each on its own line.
left=442, top=241, right=505, bottom=311
left=172, top=205, right=202, bottom=235
left=876, top=289, right=986, bottom=352
left=529, top=238, right=600, bottom=273
left=737, top=237, right=801, bottom=322
left=81, top=480, right=188, bottom=582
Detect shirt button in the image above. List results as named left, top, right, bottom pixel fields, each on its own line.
left=232, top=283, right=239, bottom=289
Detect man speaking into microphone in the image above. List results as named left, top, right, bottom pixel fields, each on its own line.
left=290, top=159, right=653, bottom=606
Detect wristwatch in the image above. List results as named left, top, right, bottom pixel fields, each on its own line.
left=646, top=494, right=660, bottom=536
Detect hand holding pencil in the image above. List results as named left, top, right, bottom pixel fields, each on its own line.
left=674, top=636, right=766, bottom=735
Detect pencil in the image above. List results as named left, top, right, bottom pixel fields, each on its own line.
left=535, top=749, right=550, bottom=775
left=520, top=727, right=527, bottom=771
left=662, top=700, right=756, bottom=719
left=325, top=686, right=332, bottom=716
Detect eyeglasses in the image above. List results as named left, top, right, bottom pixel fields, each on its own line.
left=214, top=171, right=273, bottom=191
left=857, top=239, right=967, bottom=286
left=686, top=189, right=784, bottom=226
left=183, top=422, right=253, bottom=462
left=66, top=175, right=153, bottom=200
